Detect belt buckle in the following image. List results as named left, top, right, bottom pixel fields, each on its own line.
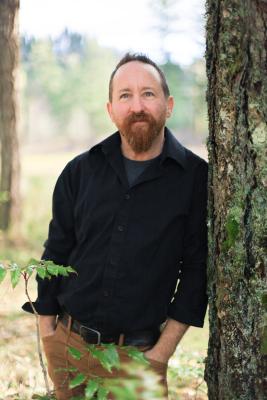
left=79, top=325, right=101, bottom=345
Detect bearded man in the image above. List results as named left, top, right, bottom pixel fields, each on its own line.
left=23, top=53, right=208, bottom=399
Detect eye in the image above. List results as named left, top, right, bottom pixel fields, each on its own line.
left=144, top=91, right=154, bottom=97
left=120, top=93, right=130, bottom=99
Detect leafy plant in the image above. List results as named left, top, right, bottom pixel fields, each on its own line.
left=0, top=259, right=76, bottom=398
left=0, top=259, right=163, bottom=400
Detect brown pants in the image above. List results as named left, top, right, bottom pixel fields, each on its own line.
left=42, top=321, right=168, bottom=399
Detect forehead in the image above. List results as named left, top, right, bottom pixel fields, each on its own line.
left=112, top=61, right=162, bottom=91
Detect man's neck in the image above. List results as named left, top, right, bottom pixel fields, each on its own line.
left=120, top=130, right=165, bottom=161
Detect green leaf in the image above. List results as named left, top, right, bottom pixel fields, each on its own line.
left=69, top=373, right=86, bottom=389
left=87, top=346, right=114, bottom=373
left=55, top=366, right=78, bottom=373
left=26, top=265, right=35, bottom=278
left=108, top=384, right=137, bottom=400
left=125, top=347, right=149, bottom=365
left=27, top=258, right=40, bottom=267
left=102, top=344, right=120, bottom=369
left=47, top=264, right=59, bottom=276
left=68, top=346, right=82, bottom=360
left=10, top=264, right=21, bottom=288
left=36, top=266, right=47, bottom=279
left=57, top=265, right=69, bottom=277
left=0, top=264, right=7, bottom=284
left=97, top=386, right=109, bottom=400
left=66, top=265, right=77, bottom=274
left=85, top=379, right=99, bottom=398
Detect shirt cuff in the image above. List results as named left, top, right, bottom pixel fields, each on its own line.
left=167, top=302, right=207, bottom=328
left=22, top=299, right=61, bottom=315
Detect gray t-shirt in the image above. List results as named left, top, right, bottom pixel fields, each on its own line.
left=123, top=154, right=160, bottom=186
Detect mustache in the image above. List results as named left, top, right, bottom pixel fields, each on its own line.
left=127, top=112, right=151, bottom=123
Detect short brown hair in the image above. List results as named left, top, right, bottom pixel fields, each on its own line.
left=108, top=52, right=170, bottom=101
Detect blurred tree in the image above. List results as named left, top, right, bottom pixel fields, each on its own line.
left=0, top=0, right=21, bottom=234
left=205, top=0, right=267, bottom=398
left=20, top=31, right=208, bottom=145
left=53, top=28, right=84, bottom=58
left=149, top=0, right=207, bottom=139
left=188, top=59, right=208, bottom=136
left=22, top=34, right=116, bottom=143
left=161, top=61, right=194, bottom=133
left=149, top=0, right=180, bottom=63
left=161, top=59, right=207, bottom=140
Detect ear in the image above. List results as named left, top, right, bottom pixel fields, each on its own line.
left=166, top=96, right=174, bottom=118
left=106, top=102, right=114, bottom=122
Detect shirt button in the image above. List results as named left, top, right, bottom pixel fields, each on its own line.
left=118, top=225, right=124, bottom=232
left=125, top=193, right=130, bottom=200
left=103, top=290, right=109, bottom=297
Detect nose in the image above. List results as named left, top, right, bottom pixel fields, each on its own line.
left=130, top=95, right=144, bottom=113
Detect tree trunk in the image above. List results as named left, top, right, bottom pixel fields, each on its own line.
left=205, top=0, right=267, bottom=399
left=0, top=0, right=21, bottom=234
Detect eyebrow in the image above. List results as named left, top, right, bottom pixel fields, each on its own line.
left=118, top=86, right=155, bottom=93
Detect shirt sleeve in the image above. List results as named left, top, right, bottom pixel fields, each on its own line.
left=167, top=160, right=208, bottom=327
left=22, top=162, right=76, bottom=315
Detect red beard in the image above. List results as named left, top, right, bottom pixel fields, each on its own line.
left=119, top=111, right=166, bottom=153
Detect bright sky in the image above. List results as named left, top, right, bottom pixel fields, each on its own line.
left=20, top=0, right=205, bottom=65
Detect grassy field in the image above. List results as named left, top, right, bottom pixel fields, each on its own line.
left=0, top=149, right=209, bottom=400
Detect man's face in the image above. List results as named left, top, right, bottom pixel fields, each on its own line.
left=107, top=61, right=174, bottom=153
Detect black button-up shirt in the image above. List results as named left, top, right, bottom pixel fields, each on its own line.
left=23, top=128, right=208, bottom=332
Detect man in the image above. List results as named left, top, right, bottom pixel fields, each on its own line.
left=23, top=53, right=208, bottom=399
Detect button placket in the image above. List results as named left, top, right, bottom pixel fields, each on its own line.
left=99, top=189, right=132, bottom=328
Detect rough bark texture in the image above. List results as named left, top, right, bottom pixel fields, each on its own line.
left=205, top=0, right=267, bottom=399
left=0, top=0, right=20, bottom=233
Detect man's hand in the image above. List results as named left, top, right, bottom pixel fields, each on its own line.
left=39, top=315, right=57, bottom=338
left=144, top=318, right=189, bottom=364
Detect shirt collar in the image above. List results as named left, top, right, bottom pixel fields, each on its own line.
left=90, top=127, right=187, bottom=169
left=160, top=127, right=187, bottom=169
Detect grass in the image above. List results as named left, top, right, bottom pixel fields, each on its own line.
left=0, top=150, right=209, bottom=399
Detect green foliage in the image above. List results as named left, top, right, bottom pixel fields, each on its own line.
left=20, top=31, right=208, bottom=145
left=70, top=396, right=84, bottom=400
left=104, top=377, right=140, bottom=400
left=69, top=373, right=87, bottom=389
left=87, top=344, right=120, bottom=373
left=22, top=33, right=116, bottom=139
left=0, top=263, right=7, bottom=283
left=96, top=386, right=109, bottom=400
left=84, top=379, right=99, bottom=398
left=0, top=258, right=77, bottom=288
left=10, top=263, right=21, bottom=288
left=68, top=346, right=82, bottom=360
left=0, top=190, right=10, bottom=203
left=123, top=346, right=149, bottom=365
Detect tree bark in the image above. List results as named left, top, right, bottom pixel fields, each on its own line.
left=0, top=0, right=21, bottom=234
left=205, top=0, right=267, bottom=399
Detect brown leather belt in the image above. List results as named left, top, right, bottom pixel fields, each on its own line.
left=59, top=312, right=160, bottom=346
